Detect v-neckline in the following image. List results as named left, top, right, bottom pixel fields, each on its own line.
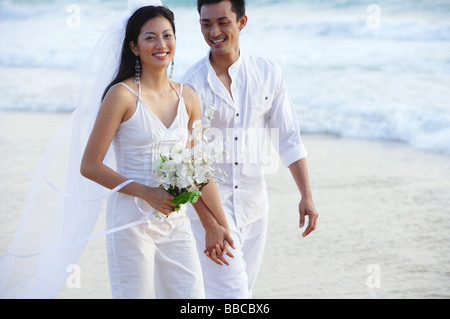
left=139, top=83, right=182, bottom=130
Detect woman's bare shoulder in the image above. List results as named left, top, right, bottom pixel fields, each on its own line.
left=104, top=80, right=139, bottom=105
left=179, top=82, right=199, bottom=105
left=100, top=80, right=140, bottom=123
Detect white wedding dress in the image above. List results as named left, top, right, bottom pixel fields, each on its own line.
left=106, top=82, right=204, bottom=299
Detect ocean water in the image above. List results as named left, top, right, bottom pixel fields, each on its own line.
left=1, top=0, right=450, bottom=155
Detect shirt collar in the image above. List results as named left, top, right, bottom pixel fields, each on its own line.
left=205, top=49, right=244, bottom=77
left=228, top=50, right=243, bottom=75
left=205, top=49, right=244, bottom=107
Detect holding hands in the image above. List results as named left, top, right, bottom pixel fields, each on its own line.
left=204, top=223, right=235, bottom=266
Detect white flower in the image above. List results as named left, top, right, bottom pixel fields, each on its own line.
left=150, top=101, right=225, bottom=214
left=202, top=101, right=216, bottom=131
left=152, top=156, right=163, bottom=172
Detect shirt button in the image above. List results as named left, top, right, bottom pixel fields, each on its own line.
left=235, top=185, right=239, bottom=189
left=235, top=137, right=238, bottom=141
left=235, top=162, right=239, bottom=165
left=236, top=113, right=240, bottom=117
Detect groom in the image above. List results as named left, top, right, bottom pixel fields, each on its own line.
left=183, top=0, right=318, bottom=299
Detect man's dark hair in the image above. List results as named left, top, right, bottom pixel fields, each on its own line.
left=197, top=0, right=246, bottom=20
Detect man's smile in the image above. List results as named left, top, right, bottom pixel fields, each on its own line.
left=211, top=37, right=227, bottom=47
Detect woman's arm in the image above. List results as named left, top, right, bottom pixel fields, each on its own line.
left=183, top=85, right=234, bottom=261
left=80, top=84, right=177, bottom=215
left=184, top=85, right=230, bottom=228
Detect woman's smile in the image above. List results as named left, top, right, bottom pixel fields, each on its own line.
left=153, top=51, right=170, bottom=60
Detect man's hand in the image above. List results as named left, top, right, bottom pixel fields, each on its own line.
left=204, top=224, right=235, bottom=266
left=288, top=158, right=318, bottom=238
left=299, top=197, right=318, bottom=237
left=204, top=240, right=234, bottom=266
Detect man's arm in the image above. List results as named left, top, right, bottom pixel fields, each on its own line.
left=264, top=61, right=318, bottom=237
left=289, top=158, right=318, bottom=237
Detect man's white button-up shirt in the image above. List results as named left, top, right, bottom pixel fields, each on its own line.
left=182, top=51, right=307, bottom=228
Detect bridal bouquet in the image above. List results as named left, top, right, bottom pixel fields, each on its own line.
left=151, top=102, right=224, bottom=216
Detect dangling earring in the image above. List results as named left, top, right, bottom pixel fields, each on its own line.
left=169, top=59, right=174, bottom=81
left=134, top=57, right=141, bottom=84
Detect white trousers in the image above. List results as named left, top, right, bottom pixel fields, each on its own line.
left=190, top=199, right=268, bottom=299
left=106, top=193, right=204, bottom=299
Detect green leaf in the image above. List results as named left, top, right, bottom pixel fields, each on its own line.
left=171, top=190, right=202, bottom=205
left=188, top=190, right=202, bottom=204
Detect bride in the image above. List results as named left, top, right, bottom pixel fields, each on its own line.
left=0, top=0, right=232, bottom=299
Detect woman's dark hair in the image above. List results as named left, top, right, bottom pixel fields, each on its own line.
left=197, top=0, right=246, bottom=20
left=102, top=6, right=176, bottom=100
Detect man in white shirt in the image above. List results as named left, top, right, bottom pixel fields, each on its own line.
left=182, top=0, right=318, bottom=299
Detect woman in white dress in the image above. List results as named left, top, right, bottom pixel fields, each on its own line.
left=80, top=5, right=231, bottom=299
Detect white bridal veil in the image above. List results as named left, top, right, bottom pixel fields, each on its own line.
left=0, top=0, right=164, bottom=298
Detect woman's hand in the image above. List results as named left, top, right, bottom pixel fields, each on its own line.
left=142, top=186, right=178, bottom=216
left=204, top=240, right=234, bottom=266
left=204, top=223, right=235, bottom=266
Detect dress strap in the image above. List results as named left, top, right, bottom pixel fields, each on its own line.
left=115, top=83, right=139, bottom=98
left=118, top=82, right=181, bottom=99
left=169, top=82, right=183, bottom=99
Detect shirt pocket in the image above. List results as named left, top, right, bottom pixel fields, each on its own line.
left=249, top=95, right=272, bottom=131
left=250, top=85, right=273, bottom=115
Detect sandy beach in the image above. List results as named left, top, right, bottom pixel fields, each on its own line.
left=1, top=110, right=449, bottom=299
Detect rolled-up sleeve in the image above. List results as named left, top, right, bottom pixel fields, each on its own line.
left=266, top=63, right=307, bottom=168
